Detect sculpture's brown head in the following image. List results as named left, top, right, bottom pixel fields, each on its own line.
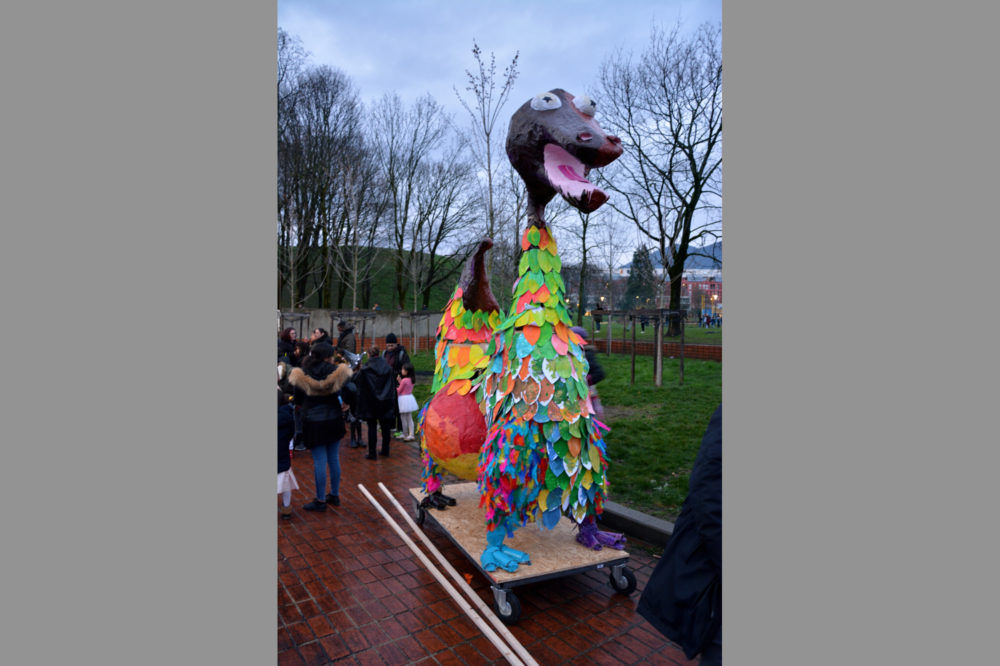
left=506, top=89, right=623, bottom=220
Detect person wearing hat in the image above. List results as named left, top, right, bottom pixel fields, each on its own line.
left=571, top=326, right=606, bottom=420
left=288, top=342, right=353, bottom=511
left=335, top=320, right=356, bottom=354
left=382, top=333, right=410, bottom=437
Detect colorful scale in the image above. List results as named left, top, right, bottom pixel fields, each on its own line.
left=430, top=286, right=502, bottom=394
left=418, top=284, right=503, bottom=494
left=477, top=225, right=610, bottom=536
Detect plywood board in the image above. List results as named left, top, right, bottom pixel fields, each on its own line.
left=410, top=482, right=628, bottom=586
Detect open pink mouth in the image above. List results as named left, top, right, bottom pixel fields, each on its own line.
left=543, top=144, right=609, bottom=213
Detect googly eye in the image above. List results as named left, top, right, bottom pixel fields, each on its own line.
left=573, top=95, right=596, bottom=117
left=530, top=91, right=562, bottom=111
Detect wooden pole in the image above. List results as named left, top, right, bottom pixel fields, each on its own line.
left=630, top=314, right=636, bottom=386
left=606, top=311, right=612, bottom=356
left=654, top=311, right=663, bottom=387
left=377, top=484, right=540, bottom=666
left=678, top=311, right=685, bottom=386
left=357, top=485, right=527, bottom=666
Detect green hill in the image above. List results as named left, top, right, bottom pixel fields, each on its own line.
left=278, top=246, right=465, bottom=311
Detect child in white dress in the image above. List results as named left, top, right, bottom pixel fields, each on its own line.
left=396, top=363, right=418, bottom=441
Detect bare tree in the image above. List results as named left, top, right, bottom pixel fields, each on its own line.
left=410, top=143, right=481, bottom=310
left=595, top=22, right=722, bottom=333
left=370, top=93, right=452, bottom=309
left=326, top=140, right=391, bottom=310
left=277, top=48, right=364, bottom=308
left=454, top=42, right=519, bottom=285
left=486, top=163, right=530, bottom=309
left=550, top=207, right=598, bottom=326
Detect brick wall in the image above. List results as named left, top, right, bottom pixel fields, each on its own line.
left=365, top=335, right=721, bottom=362
left=590, top=339, right=722, bottom=362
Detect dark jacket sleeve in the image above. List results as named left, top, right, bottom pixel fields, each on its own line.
left=636, top=404, right=722, bottom=658
left=688, top=406, right=722, bottom=569
left=585, top=348, right=605, bottom=385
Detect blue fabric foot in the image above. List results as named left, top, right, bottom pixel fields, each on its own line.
left=481, top=544, right=532, bottom=573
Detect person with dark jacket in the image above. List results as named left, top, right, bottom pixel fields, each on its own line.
left=309, top=327, right=333, bottom=346
left=382, top=333, right=410, bottom=434
left=277, top=388, right=298, bottom=520
left=354, top=345, right=397, bottom=459
left=335, top=321, right=356, bottom=354
left=637, top=405, right=722, bottom=665
left=292, top=340, right=310, bottom=367
left=288, top=342, right=353, bottom=512
left=278, top=327, right=297, bottom=364
left=571, top=326, right=606, bottom=420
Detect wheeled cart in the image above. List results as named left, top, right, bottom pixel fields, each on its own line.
left=409, top=482, right=637, bottom=625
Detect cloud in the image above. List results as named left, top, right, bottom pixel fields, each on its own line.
left=278, top=0, right=721, bottom=119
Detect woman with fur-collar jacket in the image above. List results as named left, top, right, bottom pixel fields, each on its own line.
left=288, top=342, right=353, bottom=512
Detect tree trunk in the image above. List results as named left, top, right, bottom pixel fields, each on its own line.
left=666, top=266, right=684, bottom=336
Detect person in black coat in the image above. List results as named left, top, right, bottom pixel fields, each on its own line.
left=309, top=327, right=333, bottom=346
left=354, top=345, right=397, bottom=459
left=288, top=342, right=353, bottom=512
left=382, top=333, right=410, bottom=434
left=637, top=405, right=722, bottom=665
left=278, top=327, right=297, bottom=364
left=335, top=321, right=356, bottom=354
left=571, top=326, right=606, bottom=420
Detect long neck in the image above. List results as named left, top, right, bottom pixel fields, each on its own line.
left=461, top=242, right=500, bottom=314
left=527, top=194, right=547, bottom=229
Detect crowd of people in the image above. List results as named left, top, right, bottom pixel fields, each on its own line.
left=276, top=323, right=414, bottom=517
left=277, top=318, right=722, bottom=662
left=700, top=313, right=722, bottom=328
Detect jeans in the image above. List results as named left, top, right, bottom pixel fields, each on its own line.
left=309, top=439, right=341, bottom=499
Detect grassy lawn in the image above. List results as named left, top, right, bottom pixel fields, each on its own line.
left=408, top=349, right=721, bottom=523
left=578, top=318, right=721, bottom=346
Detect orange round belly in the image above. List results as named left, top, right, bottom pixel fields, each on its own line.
left=423, top=386, right=487, bottom=480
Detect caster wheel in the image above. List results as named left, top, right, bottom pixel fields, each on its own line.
left=610, top=567, right=637, bottom=595
left=493, top=591, right=521, bottom=625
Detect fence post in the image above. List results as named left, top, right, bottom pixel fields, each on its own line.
left=630, top=314, right=636, bottom=385
left=678, top=310, right=685, bottom=386
left=654, top=310, right=663, bottom=387
left=606, top=311, right=612, bottom=356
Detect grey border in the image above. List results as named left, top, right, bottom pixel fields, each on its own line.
left=726, top=1, right=995, bottom=664
left=6, top=0, right=997, bottom=663
left=3, top=2, right=276, bottom=664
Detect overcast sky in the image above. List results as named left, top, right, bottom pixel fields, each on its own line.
left=277, top=0, right=721, bottom=120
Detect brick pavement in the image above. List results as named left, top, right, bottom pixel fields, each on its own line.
left=278, top=427, right=696, bottom=665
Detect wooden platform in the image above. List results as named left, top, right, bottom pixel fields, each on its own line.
left=409, top=482, right=629, bottom=588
